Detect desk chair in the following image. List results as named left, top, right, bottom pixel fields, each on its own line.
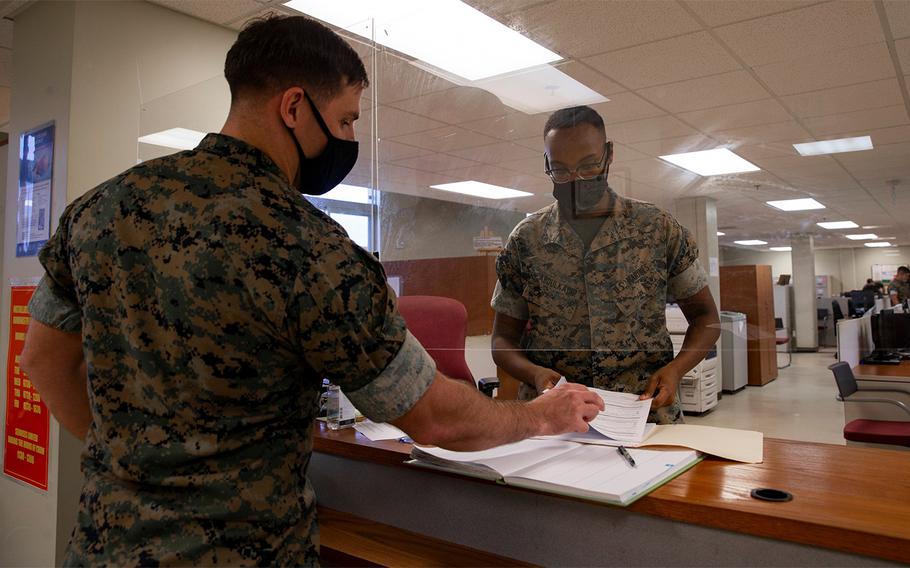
left=398, top=295, right=499, bottom=397
left=774, top=317, right=791, bottom=369
left=829, top=362, right=910, bottom=448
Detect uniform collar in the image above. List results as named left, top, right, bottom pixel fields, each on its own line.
left=196, top=133, right=288, bottom=183
left=541, top=189, right=630, bottom=254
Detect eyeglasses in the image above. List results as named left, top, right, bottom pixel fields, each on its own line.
left=545, top=145, right=610, bottom=183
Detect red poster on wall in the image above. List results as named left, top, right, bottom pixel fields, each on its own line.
left=2, top=285, right=48, bottom=491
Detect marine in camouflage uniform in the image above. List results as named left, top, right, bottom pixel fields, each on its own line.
left=890, top=277, right=910, bottom=303
left=29, top=133, right=436, bottom=565
left=491, top=192, right=708, bottom=424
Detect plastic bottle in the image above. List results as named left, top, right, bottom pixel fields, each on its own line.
left=325, top=383, right=355, bottom=430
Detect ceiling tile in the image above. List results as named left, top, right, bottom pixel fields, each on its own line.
left=753, top=42, right=895, bottom=96
left=554, top=60, right=628, bottom=96
left=714, top=0, right=885, bottom=67
left=460, top=112, right=549, bottom=142
left=387, top=126, right=500, bottom=153
left=391, top=152, right=480, bottom=173
left=499, top=155, right=548, bottom=176
left=435, top=164, right=552, bottom=194
left=885, top=0, right=910, bottom=39
left=637, top=70, right=771, bottom=113
left=613, top=158, right=700, bottom=188
left=377, top=140, right=434, bottom=163
left=779, top=78, right=904, bottom=119
left=363, top=106, right=447, bottom=139
left=149, top=0, right=270, bottom=25
left=714, top=120, right=813, bottom=146
left=677, top=98, right=793, bottom=132
left=513, top=0, right=701, bottom=58
left=610, top=142, right=655, bottom=163
left=389, top=86, right=510, bottom=125
left=772, top=161, right=864, bottom=192
left=897, top=37, right=910, bottom=74
left=863, top=124, right=910, bottom=145
left=802, top=105, right=910, bottom=138
left=605, top=115, right=699, bottom=144
left=684, top=0, right=820, bottom=27
left=589, top=92, right=666, bottom=124
left=448, top=141, right=542, bottom=164
left=376, top=53, right=457, bottom=104
left=583, top=32, right=740, bottom=90
left=629, top=134, right=720, bottom=156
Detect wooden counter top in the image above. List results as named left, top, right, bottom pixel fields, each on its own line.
left=313, top=424, right=910, bottom=564
left=855, top=359, right=910, bottom=378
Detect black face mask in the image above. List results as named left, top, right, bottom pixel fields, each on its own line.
left=287, top=92, right=359, bottom=195
left=552, top=172, right=611, bottom=218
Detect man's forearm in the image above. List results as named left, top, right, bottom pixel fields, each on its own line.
left=26, top=361, right=90, bottom=440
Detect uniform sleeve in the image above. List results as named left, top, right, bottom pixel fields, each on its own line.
left=290, top=237, right=436, bottom=423
left=491, top=234, right=529, bottom=320
left=665, top=216, right=708, bottom=301
left=29, top=211, right=82, bottom=333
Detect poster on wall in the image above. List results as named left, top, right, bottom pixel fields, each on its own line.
left=16, top=122, right=55, bottom=257
left=2, top=284, right=49, bottom=491
left=872, top=264, right=899, bottom=283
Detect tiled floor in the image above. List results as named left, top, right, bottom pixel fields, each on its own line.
left=465, top=336, right=847, bottom=446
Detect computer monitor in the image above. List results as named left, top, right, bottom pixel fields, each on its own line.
left=877, top=311, right=910, bottom=351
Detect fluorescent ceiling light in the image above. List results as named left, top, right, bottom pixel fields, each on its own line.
left=769, top=246, right=792, bottom=252
left=865, top=242, right=891, bottom=248
left=312, top=184, right=372, bottom=204
left=716, top=232, right=725, bottom=236
left=469, top=64, right=608, bottom=114
left=765, top=198, right=825, bottom=211
left=138, top=128, right=206, bottom=150
left=284, top=0, right=561, bottom=81
left=793, top=136, right=873, bottom=156
left=659, top=148, right=760, bottom=176
left=430, top=181, right=532, bottom=200
left=846, top=234, right=878, bottom=240
left=817, top=221, right=859, bottom=229
left=735, top=240, right=768, bottom=246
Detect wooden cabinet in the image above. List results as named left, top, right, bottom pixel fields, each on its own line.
left=720, top=265, right=778, bottom=386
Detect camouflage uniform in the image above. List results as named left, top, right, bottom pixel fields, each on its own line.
left=29, top=133, right=436, bottom=566
left=890, top=279, right=910, bottom=303
left=491, top=194, right=708, bottom=424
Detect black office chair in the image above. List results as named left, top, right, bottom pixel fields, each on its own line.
left=847, top=298, right=856, bottom=318
left=829, top=362, right=910, bottom=447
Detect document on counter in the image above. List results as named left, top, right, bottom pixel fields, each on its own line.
left=354, top=420, right=407, bottom=441
left=409, top=438, right=700, bottom=507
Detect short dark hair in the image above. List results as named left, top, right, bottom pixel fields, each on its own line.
left=225, top=16, right=368, bottom=102
left=543, top=106, right=606, bottom=138
left=898, top=266, right=910, bottom=274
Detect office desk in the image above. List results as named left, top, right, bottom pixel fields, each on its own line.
left=854, top=359, right=910, bottom=378
left=312, top=424, right=908, bottom=566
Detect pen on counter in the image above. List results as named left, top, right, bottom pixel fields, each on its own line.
left=617, top=445, right=637, bottom=468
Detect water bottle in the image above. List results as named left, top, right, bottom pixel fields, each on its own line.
left=325, top=383, right=355, bottom=430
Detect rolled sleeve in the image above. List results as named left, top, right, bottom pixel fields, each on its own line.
left=28, top=275, right=82, bottom=333
left=491, top=235, right=529, bottom=320
left=345, top=331, right=436, bottom=422
left=491, top=279, right=529, bottom=320
left=667, top=259, right=709, bottom=301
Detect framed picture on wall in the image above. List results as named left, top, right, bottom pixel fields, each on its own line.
left=16, top=122, right=55, bottom=257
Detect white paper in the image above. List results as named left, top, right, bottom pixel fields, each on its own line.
left=353, top=420, right=407, bottom=441
left=415, top=438, right=577, bottom=477
left=587, top=389, right=652, bottom=443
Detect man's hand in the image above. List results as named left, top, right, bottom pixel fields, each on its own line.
left=639, top=365, right=682, bottom=408
left=528, top=383, right=605, bottom=435
left=531, top=367, right=562, bottom=394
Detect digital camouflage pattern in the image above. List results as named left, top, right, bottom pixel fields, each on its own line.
left=29, top=133, right=436, bottom=566
left=890, top=279, right=910, bottom=303
left=492, top=193, right=708, bottom=424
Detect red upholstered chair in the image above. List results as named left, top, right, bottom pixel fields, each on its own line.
left=398, top=296, right=499, bottom=397
left=829, top=362, right=910, bottom=448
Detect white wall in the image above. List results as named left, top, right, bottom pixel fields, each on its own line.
left=0, top=3, right=77, bottom=566
left=720, top=245, right=910, bottom=293
left=1, top=3, right=238, bottom=565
